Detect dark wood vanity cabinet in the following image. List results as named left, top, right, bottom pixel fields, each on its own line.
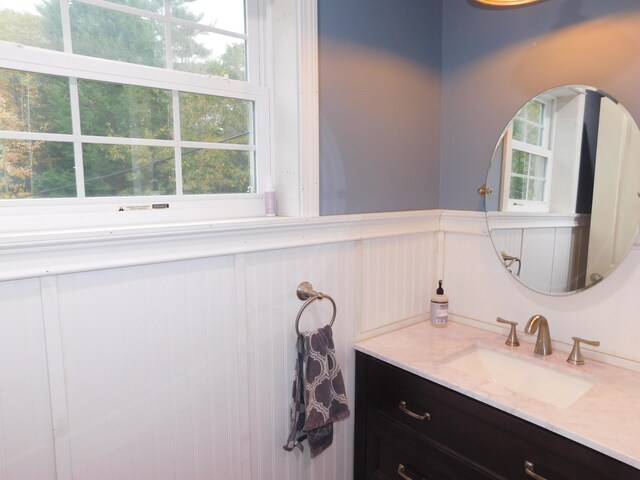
left=355, top=351, right=640, bottom=480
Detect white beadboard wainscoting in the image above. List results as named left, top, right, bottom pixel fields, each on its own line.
left=2, top=210, right=640, bottom=480
left=0, top=212, right=438, bottom=480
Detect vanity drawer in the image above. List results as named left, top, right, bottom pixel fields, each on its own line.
left=377, top=362, right=529, bottom=476
left=366, top=413, right=498, bottom=480
left=356, top=353, right=640, bottom=480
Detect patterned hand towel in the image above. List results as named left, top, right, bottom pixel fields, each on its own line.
left=283, top=325, right=350, bottom=457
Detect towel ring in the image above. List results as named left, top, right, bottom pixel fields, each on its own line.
left=295, top=282, right=337, bottom=336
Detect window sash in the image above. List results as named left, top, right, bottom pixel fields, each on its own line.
left=0, top=0, right=270, bottom=221
left=0, top=0, right=272, bottom=235
left=501, top=114, right=554, bottom=212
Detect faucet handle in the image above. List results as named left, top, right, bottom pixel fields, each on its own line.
left=496, top=317, right=520, bottom=347
left=567, top=336, right=600, bottom=365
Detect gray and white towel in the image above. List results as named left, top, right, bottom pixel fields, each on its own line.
left=283, top=324, right=350, bottom=457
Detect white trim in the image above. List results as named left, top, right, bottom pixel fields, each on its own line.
left=298, top=0, right=320, bottom=217
left=0, top=42, right=265, bottom=100
left=487, top=211, right=590, bottom=230
left=0, top=131, right=256, bottom=151
left=3, top=208, right=637, bottom=283
left=265, top=0, right=320, bottom=217
left=440, top=210, right=487, bottom=236
left=357, top=313, right=427, bottom=341
left=0, top=210, right=441, bottom=281
left=0, top=196, right=266, bottom=236
left=68, top=77, right=86, bottom=197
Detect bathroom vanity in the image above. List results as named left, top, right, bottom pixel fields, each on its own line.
left=354, top=322, right=640, bottom=480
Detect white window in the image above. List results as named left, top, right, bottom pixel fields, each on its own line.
left=501, top=97, right=554, bottom=212
left=0, top=0, right=275, bottom=232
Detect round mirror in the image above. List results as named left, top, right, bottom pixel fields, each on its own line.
left=484, top=85, right=640, bottom=295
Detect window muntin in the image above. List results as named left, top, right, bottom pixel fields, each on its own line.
left=0, top=0, right=265, bottom=209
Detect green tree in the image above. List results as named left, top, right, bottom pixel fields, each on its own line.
left=0, top=8, right=48, bottom=48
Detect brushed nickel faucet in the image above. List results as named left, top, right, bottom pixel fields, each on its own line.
left=496, top=317, right=519, bottom=346
left=524, top=314, right=552, bottom=355
left=567, top=337, right=600, bottom=365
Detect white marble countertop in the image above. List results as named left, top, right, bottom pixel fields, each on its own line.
left=355, top=321, right=640, bottom=469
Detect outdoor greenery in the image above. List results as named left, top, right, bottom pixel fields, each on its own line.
left=0, top=0, right=251, bottom=199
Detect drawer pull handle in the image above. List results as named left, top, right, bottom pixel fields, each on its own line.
left=398, top=463, right=424, bottom=480
left=524, top=461, right=548, bottom=480
left=399, top=400, right=431, bottom=421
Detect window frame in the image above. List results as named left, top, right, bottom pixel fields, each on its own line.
left=500, top=96, right=555, bottom=213
left=0, top=0, right=287, bottom=235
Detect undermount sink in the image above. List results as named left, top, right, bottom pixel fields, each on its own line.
left=443, top=346, right=594, bottom=408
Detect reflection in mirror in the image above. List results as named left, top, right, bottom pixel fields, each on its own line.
left=485, top=85, right=640, bottom=295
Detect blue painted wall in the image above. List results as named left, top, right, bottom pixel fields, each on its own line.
left=318, top=0, right=640, bottom=214
left=318, top=0, right=443, bottom=215
left=441, top=0, right=640, bottom=211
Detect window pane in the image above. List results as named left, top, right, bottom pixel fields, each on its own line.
left=0, top=69, right=72, bottom=134
left=514, top=100, right=546, bottom=147
left=171, top=0, right=245, bottom=34
left=172, top=25, right=246, bottom=80
left=526, top=100, right=544, bottom=124
left=182, top=149, right=252, bottom=194
left=527, top=179, right=545, bottom=201
left=526, top=125, right=543, bottom=146
left=0, top=0, right=63, bottom=50
left=78, top=80, right=172, bottom=139
left=0, top=140, right=75, bottom=198
left=509, top=176, right=524, bottom=200
left=83, top=144, right=175, bottom=196
left=511, top=149, right=527, bottom=175
left=180, top=93, right=251, bottom=143
left=529, top=154, right=547, bottom=178
left=512, top=119, right=524, bottom=142
left=70, top=3, right=166, bottom=68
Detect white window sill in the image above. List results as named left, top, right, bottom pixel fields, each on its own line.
left=0, top=210, right=440, bottom=281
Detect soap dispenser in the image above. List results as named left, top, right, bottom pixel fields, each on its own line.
left=430, top=280, right=449, bottom=328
